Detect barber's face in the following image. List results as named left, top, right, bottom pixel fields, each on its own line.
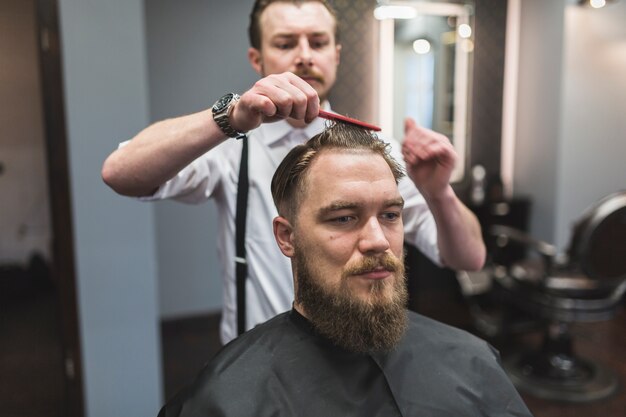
left=249, top=2, right=341, bottom=102
left=292, top=150, right=405, bottom=306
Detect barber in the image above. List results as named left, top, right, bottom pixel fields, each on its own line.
left=101, top=0, right=486, bottom=344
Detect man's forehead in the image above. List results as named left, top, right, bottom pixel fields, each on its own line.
left=309, top=148, right=388, bottom=172
left=304, top=150, right=400, bottom=203
left=260, top=2, right=336, bottom=37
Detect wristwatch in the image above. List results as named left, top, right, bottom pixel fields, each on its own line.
left=212, top=93, right=247, bottom=140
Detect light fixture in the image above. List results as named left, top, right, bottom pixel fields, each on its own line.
left=373, top=5, right=418, bottom=20
left=577, top=0, right=618, bottom=8
left=412, top=39, right=431, bottom=54
left=457, top=23, right=472, bottom=39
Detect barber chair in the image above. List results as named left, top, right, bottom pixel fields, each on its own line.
left=480, top=191, right=626, bottom=402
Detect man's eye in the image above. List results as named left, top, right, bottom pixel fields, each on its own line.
left=311, top=40, right=329, bottom=49
left=381, top=212, right=401, bottom=221
left=275, top=42, right=295, bottom=50
left=331, top=216, right=354, bottom=224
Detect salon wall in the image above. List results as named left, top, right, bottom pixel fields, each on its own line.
left=58, top=0, right=162, bottom=416
left=513, top=0, right=626, bottom=250
left=511, top=0, right=565, bottom=245
left=145, top=0, right=258, bottom=318
left=555, top=2, right=626, bottom=249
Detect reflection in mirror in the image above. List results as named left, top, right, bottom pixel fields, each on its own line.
left=375, top=1, right=474, bottom=182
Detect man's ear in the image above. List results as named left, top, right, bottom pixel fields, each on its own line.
left=273, top=216, right=295, bottom=257
left=248, top=47, right=263, bottom=75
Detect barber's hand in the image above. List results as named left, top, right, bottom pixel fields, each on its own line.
left=229, top=72, right=320, bottom=133
left=401, top=118, right=457, bottom=199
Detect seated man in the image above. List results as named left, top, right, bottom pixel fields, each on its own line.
left=158, top=123, right=533, bottom=417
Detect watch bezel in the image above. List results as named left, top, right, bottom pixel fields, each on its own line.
left=212, top=92, right=236, bottom=114
left=212, top=93, right=247, bottom=140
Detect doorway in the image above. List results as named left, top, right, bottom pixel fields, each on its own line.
left=0, top=0, right=83, bottom=415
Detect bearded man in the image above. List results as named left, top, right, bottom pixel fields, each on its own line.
left=157, top=123, right=532, bottom=417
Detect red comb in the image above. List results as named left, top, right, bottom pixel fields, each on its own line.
left=318, top=109, right=381, bottom=132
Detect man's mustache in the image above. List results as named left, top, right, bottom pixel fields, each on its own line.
left=343, top=254, right=403, bottom=278
left=294, top=70, right=325, bottom=85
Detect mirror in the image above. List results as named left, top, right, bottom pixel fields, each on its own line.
left=376, top=1, right=474, bottom=182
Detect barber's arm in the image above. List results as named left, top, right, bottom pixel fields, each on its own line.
left=401, top=118, right=486, bottom=271
left=101, top=72, right=319, bottom=197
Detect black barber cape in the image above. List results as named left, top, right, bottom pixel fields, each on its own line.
left=158, top=309, right=533, bottom=417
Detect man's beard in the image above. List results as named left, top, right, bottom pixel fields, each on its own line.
left=294, top=248, right=408, bottom=354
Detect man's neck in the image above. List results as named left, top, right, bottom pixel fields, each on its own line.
left=292, top=302, right=309, bottom=320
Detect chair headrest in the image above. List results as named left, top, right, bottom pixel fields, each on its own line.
left=567, top=191, right=626, bottom=281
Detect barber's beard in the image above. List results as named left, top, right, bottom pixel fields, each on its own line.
left=294, top=248, right=408, bottom=354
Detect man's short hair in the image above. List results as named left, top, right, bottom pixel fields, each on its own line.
left=271, top=122, right=405, bottom=221
left=248, top=0, right=340, bottom=50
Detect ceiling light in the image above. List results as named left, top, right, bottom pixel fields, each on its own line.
left=373, top=5, right=418, bottom=20
left=413, top=39, right=431, bottom=54
left=458, top=23, right=472, bottom=39
left=578, top=0, right=618, bottom=8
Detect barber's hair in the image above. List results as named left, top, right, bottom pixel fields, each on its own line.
left=271, top=122, right=405, bottom=221
left=248, top=0, right=340, bottom=50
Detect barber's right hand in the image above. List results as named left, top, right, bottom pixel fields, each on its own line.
left=229, top=72, right=320, bottom=133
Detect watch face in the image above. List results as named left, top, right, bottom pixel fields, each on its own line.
left=213, top=93, right=234, bottom=113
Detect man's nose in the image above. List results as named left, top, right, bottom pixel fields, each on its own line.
left=358, top=217, right=390, bottom=255
left=295, top=38, right=313, bottom=67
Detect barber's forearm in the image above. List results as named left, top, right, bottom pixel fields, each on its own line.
left=425, top=186, right=486, bottom=271
left=101, top=109, right=229, bottom=197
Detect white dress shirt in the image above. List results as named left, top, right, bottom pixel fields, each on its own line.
left=141, top=112, right=440, bottom=344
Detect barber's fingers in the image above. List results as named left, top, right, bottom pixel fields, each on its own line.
left=402, top=118, right=456, bottom=167
left=404, top=117, right=418, bottom=137
left=242, top=72, right=319, bottom=122
left=403, top=117, right=451, bottom=148
left=266, top=79, right=314, bottom=121
left=403, top=137, right=456, bottom=166
left=283, top=73, right=320, bottom=123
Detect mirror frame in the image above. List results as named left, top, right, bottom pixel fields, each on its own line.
left=376, top=1, right=474, bottom=182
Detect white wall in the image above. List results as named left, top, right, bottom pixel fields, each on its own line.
left=512, top=0, right=566, bottom=244
left=514, top=0, right=626, bottom=252
left=556, top=2, right=626, bottom=249
left=58, top=0, right=162, bottom=416
left=145, top=0, right=259, bottom=319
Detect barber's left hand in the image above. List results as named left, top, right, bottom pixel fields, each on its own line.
left=401, top=117, right=457, bottom=200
